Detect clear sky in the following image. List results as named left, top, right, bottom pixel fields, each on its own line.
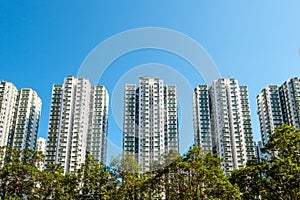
left=1, top=1, right=299, bottom=156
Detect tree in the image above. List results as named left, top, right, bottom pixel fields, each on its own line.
left=149, top=146, right=241, bottom=199
left=76, top=154, right=117, bottom=200
left=0, top=146, right=44, bottom=199
left=229, top=159, right=269, bottom=199
left=230, top=125, right=300, bottom=200
left=37, top=164, right=74, bottom=200
left=261, top=125, right=300, bottom=199
left=0, top=146, right=79, bottom=200
left=3, top=125, right=298, bottom=199
left=109, top=154, right=144, bottom=199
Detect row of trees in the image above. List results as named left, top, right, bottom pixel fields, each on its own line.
left=0, top=125, right=299, bottom=199
left=230, top=125, right=300, bottom=199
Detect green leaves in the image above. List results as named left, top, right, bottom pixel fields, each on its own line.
left=0, top=146, right=240, bottom=199
left=230, top=125, right=300, bottom=200
left=0, top=125, right=299, bottom=199
left=0, top=147, right=118, bottom=199
left=0, top=146, right=44, bottom=199
left=76, top=155, right=117, bottom=200
left=121, top=147, right=241, bottom=199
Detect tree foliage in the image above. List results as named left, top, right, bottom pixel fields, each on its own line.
left=0, top=125, right=299, bottom=199
left=143, top=147, right=240, bottom=199
left=230, top=125, right=300, bottom=200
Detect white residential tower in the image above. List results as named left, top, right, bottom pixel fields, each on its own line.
left=0, top=81, right=42, bottom=150
left=44, top=76, right=109, bottom=174
left=123, top=77, right=178, bottom=172
left=193, top=78, right=255, bottom=175
left=257, top=77, right=300, bottom=146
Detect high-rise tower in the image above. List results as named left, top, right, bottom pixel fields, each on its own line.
left=192, top=85, right=212, bottom=153
left=44, top=76, right=109, bottom=174
left=193, top=78, right=255, bottom=175
left=257, top=85, right=283, bottom=146
left=0, top=82, right=19, bottom=147
left=123, top=77, right=178, bottom=172
left=257, top=77, right=300, bottom=146
left=0, top=82, right=42, bottom=151
left=279, top=78, right=300, bottom=129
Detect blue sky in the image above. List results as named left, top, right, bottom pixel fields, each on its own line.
left=1, top=1, right=300, bottom=156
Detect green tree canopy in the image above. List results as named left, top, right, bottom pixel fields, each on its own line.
left=230, top=125, right=300, bottom=200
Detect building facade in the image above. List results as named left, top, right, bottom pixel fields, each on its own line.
left=44, top=76, right=108, bottom=174
left=123, top=77, right=178, bottom=172
left=0, top=81, right=42, bottom=150
left=254, top=141, right=264, bottom=162
left=36, top=137, right=46, bottom=170
left=279, top=78, right=300, bottom=129
left=257, top=77, right=300, bottom=146
left=192, top=85, right=212, bottom=153
left=257, top=85, right=283, bottom=146
left=0, top=82, right=19, bottom=147
left=36, top=137, right=46, bottom=155
left=87, top=86, right=109, bottom=164
left=193, top=78, right=255, bottom=175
